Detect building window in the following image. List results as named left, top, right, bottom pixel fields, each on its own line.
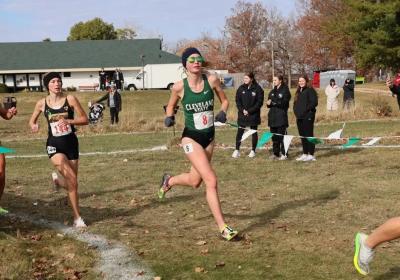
left=30, top=76, right=35, bottom=81
left=63, top=72, right=71, bottom=78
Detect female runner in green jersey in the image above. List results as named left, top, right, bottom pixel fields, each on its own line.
left=160, top=47, right=238, bottom=241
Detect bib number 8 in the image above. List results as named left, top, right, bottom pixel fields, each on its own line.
left=202, top=115, right=208, bottom=125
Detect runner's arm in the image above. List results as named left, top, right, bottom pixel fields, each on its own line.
left=209, top=75, right=229, bottom=113
left=0, top=106, right=17, bottom=120
left=29, top=99, right=44, bottom=132
left=165, top=81, right=183, bottom=116
left=67, top=95, right=89, bottom=126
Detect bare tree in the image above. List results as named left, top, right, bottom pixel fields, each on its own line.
left=224, top=1, right=270, bottom=77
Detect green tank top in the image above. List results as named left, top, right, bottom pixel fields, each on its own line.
left=181, top=75, right=214, bottom=132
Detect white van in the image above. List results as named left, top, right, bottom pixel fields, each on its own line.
left=125, top=63, right=185, bottom=91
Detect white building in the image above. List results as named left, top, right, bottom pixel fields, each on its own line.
left=0, top=39, right=180, bottom=92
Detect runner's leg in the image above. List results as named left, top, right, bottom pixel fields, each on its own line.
left=50, top=154, right=81, bottom=220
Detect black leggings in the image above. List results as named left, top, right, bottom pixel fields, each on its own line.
left=235, top=126, right=258, bottom=151
left=110, top=107, right=119, bottom=124
left=270, top=126, right=287, bottom=157
left=296, top=117, right=315, bottom=155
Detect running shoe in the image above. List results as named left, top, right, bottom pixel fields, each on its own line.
left=248, top=150, right=256, bottom=158
left=52, top=172, right=60, bottom=192
left=303, top=155, right=316, bottom=162
left=73, top=217, right=87, bottom=228
left=296, top=154, right=307, bottom=161
left=158, top=173, right=172, bottom=200
left=220, top=224, right=238, bottom=241
left=0, top=207, right=9, bottom=215
left=232, top=150, right=240, bottom=158
left=354, top=232, right=374, bottom=275
left=278, top=155, right=288, bottom=161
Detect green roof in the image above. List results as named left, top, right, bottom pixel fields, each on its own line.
left=0, top=39, right=180, bottom=71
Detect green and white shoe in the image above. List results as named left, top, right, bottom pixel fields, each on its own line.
left=220, top=224, right=238, bottom=241
left=158, top=173, right=172, bottom=200
left=354, top=232, right=374, bottom=275
left=0, top=207, right=9, bottom=215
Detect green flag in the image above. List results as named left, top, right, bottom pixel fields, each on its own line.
left=0, top=146, right=15, bottom=154
left=307, top=137, right=324, bottom=144
left=342, top=137, right=361, bottom=148
left=256, top=132, right=273, bottom=149
left=227, top=122, right=239, bottom=128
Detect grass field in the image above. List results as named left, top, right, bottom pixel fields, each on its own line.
left=1, top=83, right=400, bottom=279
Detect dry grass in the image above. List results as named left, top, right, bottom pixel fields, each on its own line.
left=1, top=87, right=400, bottom=279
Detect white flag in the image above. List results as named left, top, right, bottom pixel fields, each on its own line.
left=283, top=135, right=294, bottom=154
left=240, top=129, right=257, bottom=142
left=327, top=123, right=346, bottom=139
left=362, top=137, right=381, bottom=146
left=327, top=129, right=343, bottom=139
left=214, top=121, right=226, bottom=127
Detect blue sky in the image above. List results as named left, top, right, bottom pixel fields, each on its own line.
left=0, top=0, right=296, bottom=47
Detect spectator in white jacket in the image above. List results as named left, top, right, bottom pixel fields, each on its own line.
left=325, top=79, right=340, bottom=111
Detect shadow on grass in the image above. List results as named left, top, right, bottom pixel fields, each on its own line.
left=224, top=189, right=340, bottom=233
left=374, top=267, right=400, bottom=280
left=3, top=186, right=202, bottom=228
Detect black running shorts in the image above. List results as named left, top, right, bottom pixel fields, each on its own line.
left=46, top=133, right=79, bottom=160
left=182, top=127, right=215, bottom=149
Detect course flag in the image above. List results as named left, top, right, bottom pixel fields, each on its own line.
left=307, top=137, right=324, bottom=144
left=283, top=135, right=294, bottom=154
left=241, top=129, right=257, bottom=142
left=256, top=132, right=273, bottom=148
left=327, top=123, right=345, bottom=139
left=342, top=137, right=361, bottom=148
left=0, top=146, right=15, bottom=154
left=362, top=137, right=381, bottom=146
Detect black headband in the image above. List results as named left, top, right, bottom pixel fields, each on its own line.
left=43, top=72, right=62, bottom=90
left=181, top=47, right=202, bottom=68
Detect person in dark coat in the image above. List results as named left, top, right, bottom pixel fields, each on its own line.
left=232, top=72, right=264, bottom=158
left=343, top=78, right=355, bottom=110
left=95, top=85, right=122, bottom=125
left=387, top=75, right=400, bottom=109
left=267, top=75, right=291, bottom=160
left=99, top=68, right=107, bottom=91
left=293, top=75, right=318, bottom=162
left=113, top=68, right=124, bottom=90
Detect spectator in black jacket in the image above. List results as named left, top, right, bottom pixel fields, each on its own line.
left=95, top=85, right=122, bottom=125
left=113, top=68, right=124, bottom=90
left=343, top=78, right=355, bottom=110
left=99, top=68, right=107, bottom=91
left=293, top=75, right=318, bottom=162
left=387, top=75, right=400, bottom=109
left=267, top=75, right=291, bottom=160
left=232, top=72, right=264, bottom=158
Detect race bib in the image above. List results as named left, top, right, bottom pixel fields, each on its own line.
left=50, top=120, right=72, bottom=137
left=193, top=111, right=213, bottom=130
left=183, top=143, right=193, bottom=154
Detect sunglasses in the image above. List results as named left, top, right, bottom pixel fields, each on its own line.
left=187, top=56, right=205, bottom=63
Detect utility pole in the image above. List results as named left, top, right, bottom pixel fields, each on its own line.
left=271, top=41, right=275, bottom=80
left=140, top=54, right=145, bottom=90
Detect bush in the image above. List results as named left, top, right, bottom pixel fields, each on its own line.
left=371, top=96, right=392, bottom=117
left=0, top=84, right=8, bottom=93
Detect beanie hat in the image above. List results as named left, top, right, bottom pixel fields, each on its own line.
left=43, top=72, right=62, bottom=90
left=181, top=47, right=202, bottom=68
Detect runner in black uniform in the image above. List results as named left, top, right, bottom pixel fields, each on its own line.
left=159, top=47, right=238, bottom=241
left=0, top=105, right=17, bottom=215
left=29, top=72, right=89, bottom=227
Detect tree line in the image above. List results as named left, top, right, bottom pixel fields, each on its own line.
left=60, top=0, right=400, bottom=81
